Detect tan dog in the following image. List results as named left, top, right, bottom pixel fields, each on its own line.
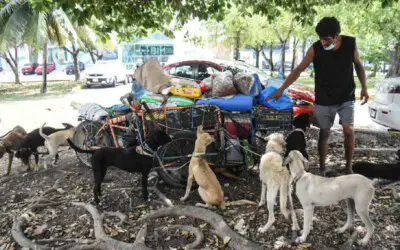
left=258, top=132, right=299, bottom=233
left=284, top=150, right=375, bottom=246
left=180, top=126, right=256, bottom=208
left=39, top=123, right=75, bottom=169
left=0, top=126, right=27, bottom=175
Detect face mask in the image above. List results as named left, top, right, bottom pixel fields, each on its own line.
left=323, top=42, right=336, bottom=50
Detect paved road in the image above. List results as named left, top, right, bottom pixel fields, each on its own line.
left=0, top=83, right=387, bottom=134
left=0, top=64, right=95, bottom=83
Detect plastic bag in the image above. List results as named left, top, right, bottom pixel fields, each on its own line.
left=266, top=77, right=288, bottom=94
left=211, top=71, right=236, bottom=97
left=233, top=73, right=253, bottom=95
left=256, top=86, right=293, bottom=110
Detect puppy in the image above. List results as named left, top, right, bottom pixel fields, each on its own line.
left=15, top=123, right=73, bottom=171
left=180, top=126, right=256, bottom=208
left=39, top=123, right=75, bottom=169
left=67, top=129, right=171, bottom=204
left=0, top=126, right=27, bottom=175
left=285, top=113, right=310, bottom=159
left=284, top=150, right=375, bottom=246
left=258, top=133, right=299, bottom=233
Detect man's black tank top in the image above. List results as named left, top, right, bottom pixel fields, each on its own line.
left=312, top=35, right=356, bottom=105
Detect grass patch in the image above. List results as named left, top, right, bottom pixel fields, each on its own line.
left=0, top=81, right=82, bottom=101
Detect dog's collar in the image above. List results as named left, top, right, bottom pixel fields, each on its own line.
left=192, top=152, right=206, bottom=158
left=293, top=172, right=306, bottom=183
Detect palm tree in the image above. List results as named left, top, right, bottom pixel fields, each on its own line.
left=0, top=0, right=66, bottom=93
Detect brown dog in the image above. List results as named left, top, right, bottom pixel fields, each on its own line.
left=0, top=126, right=27, bottom=175
left=180, top=126, right=256, bottom=208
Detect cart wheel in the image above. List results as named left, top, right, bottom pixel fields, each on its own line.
left=157, top=131, right=196, bottom=188
left=72, top=120, right=112, bottom=168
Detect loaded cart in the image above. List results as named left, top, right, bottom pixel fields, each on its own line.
left=72, top=94, right=294, bottom=187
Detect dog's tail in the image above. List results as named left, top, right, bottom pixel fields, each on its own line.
left=223, top=200, right=257, bottom=206
left=62, top=123, right=74, bottom=129
left=39, top=123, right=50, bottom=141
left=66, top=138, right=95, bottom=154
left=279, top=178, right=290, bottom=220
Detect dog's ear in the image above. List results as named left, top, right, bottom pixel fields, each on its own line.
left=197, top=125, right=204, bottom=135
left=302, top=157, right=310, bottom=171
left=283, top=156, right=292, bottom=166
left=264, top=135, right=270, bottom=141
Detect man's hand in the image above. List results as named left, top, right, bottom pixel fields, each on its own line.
left=265, top=89, right=284, bottom=102
left=360, top=88, right=369, bottom=105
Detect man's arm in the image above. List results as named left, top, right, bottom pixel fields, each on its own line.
left=354, top=46, right=369, bottom=105
left=266, top=46, right=314, bottom=100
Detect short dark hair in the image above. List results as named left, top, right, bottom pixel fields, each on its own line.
left=315, top=17, right=341, bottom=38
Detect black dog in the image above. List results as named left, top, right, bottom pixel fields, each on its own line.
left=15, top=123, right=74, bottom=171
left=285, top=113, right=310, bottom=159
left=67, top=129, right=171, bottom=204
left=353, top=150, right=400, bottom=180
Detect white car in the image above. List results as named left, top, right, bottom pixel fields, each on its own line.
left=369, top=77, right=400, bottom=130
left=84, top=60, right=128, bottom=87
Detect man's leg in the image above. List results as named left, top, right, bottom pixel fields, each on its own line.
left=318, top=128, right=331, bottom=172
left=314, top=104, right=336, bottom=174
left=338, top=101, right=355, bottom=174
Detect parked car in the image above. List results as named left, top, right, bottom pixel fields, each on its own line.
left=164, top=60, right=223, bottom=83
left=369, top=78, right=400, bottom=130
left=163, top=59, right=271, bottom=84
left=66, top=61, right=85, bottom=75
left=35, top=63, right=56, bottom=75
left=22, top=63, right=39, bottom=75
left=84, top=60, right=128, bottom=87
left=274, top=61, right=292, bottom=71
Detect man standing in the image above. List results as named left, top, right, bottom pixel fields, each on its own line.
left=267, top=17, right=369, bottom=174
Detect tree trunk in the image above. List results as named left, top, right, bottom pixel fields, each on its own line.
left=40, top=41, right=48, bottom=94
left=234, top=30, right=240, bottom=60
left=386, top=42, right=400, bottom=78
left=281, top=42, right=286, bottom=78
left=14, top=46, right=20, bottom=84
left=291, top=37, right=298, bottom=72
left=254, top=47, right=261, bottom=68
left=302, top=38, right=307, bottom=59
left=89, top=50, right=96, bottom=64
left=72, top=46, right=80, bottom=81
left=261, top=46, right=274, bottom=75
left=269, top=44, right=274, bottom=76
left=4, top=49, right=20, bottom=84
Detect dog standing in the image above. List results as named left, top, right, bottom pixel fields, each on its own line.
left=39, top=123, right=75, bottom=169
left=67, top=129, right=171, bottom=204
left=284, top=150, right=375, bottom=246
left=285, top=113, right=310, bottom=159
left=180, top=126, right=256, bottom=208
left=0, top=126, right=26, bottom=175
left=258, top=133, right=299, bottom=233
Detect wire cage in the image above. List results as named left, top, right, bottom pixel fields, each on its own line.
left=141, top=105, right=222, bottom=136
left=253, top=105, right=293, bottom=131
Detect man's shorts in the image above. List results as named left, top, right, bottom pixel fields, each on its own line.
left=313, top=101, right=355, bottom=129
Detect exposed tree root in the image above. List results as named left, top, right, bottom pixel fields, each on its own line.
left=155, top=224, right=204, bottom=249
left=149, top=186, right=174, bottom=207
left=139, top=205, right=263, bottom=249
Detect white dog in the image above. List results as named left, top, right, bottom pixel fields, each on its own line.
left=284, top=150, right=375, bottom=246
left=258, top=133, right=300, bottom=233
left=39, top=123, right=75, bottom=169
